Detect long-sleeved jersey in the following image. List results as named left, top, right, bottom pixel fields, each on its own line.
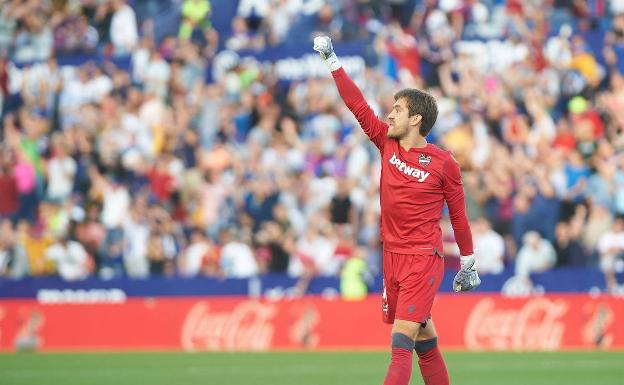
left=332, top=68, right=474, bottom=256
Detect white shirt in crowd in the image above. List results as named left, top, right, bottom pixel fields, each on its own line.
left=474, top=229, right=505, bottom=275
left=60, top=76, right=89, bottom=111
left=289, top=231, right=339, bottom=277
left=131, top=46, right=150, bottom=84
left=101, top=184, right=130, bottom=229
left=544, top=28, right=572, bottom=69
left=45, top=240, right=89, bottom=281
left=122, top=216, right=149, bottom=278
left=46, top=156, right=77, bottom=201
left=121, top=111, right=152, bottom=156
left=346, top=141, right=369, bottom=181
left=144, top=57, right=171, bottom=98
left=598, top=230, right=624, bottom=257
left=611, top=0, right=624, bottom=15
left=515, top=232, right=557, bottom=277
left=306, top=176, right=336, bottom=217
left=597, top=229, right=624, bottom=273
left=220, top=241, right=258, bottom=278
left=110, top=3, right=138, bottom=53
left=180, top=241, right=211, bottom=277
left=20, top=62, right=61, bottom=98
left=85, top=74, right=114, bottom=103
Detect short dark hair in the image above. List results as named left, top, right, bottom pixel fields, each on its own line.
left=394, top=89, right=438, bottom=137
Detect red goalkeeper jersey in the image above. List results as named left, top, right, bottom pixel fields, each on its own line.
left=332, top=68, right=474, bottom=256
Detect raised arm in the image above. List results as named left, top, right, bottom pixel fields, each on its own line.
left=313, top=36, right=388, bottom=151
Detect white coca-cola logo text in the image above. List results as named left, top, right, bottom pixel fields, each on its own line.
left=465, top=298, right=567, bottom=350
left=181, top=301, right=276, bottom=351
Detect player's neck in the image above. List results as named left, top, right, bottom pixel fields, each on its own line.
left=399, top=135, right=428, bottom=152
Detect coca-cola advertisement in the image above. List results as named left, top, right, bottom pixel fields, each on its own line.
left=0, top=295, right=622, bottom=352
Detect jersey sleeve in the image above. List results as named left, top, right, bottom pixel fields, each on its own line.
left=442, top=154, right=474, bottom=256
left=332, top=68, right=388, bottom=151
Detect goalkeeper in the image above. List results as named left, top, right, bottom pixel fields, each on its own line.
left=313, top=36, right=480, bottom=385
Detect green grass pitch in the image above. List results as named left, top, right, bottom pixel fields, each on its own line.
left=1, top=351, right=623, bottom=385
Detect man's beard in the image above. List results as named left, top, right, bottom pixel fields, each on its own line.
left=387, top=126, right=403, bottom=139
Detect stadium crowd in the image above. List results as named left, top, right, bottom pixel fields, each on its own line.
left=0, top=0, right=623, bottom=293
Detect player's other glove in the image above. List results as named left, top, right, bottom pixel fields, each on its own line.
left=453, top=255, right=481, bottom=292
left=313, top=35, right=341, bottom=72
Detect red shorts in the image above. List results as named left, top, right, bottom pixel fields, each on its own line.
left=382, top=250, right=444, bottom=324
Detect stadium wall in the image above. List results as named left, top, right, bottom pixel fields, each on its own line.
left=0, top=294, right=622, bottom=352
left=1, top=268, right=621, bottom=299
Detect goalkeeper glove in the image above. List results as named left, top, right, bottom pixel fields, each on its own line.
left=453, top=255, right=481, bottom=292
left=313, top=35, right=342, bottom=72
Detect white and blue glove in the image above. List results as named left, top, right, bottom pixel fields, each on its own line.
left=453, top=255, right=481, bottom=292
left=313, top=35, right=342, bottom=72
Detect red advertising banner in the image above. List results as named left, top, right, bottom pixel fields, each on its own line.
left=0, top=294, right=622, bottom=352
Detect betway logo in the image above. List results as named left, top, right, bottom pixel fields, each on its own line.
left=389, top=153, right=431, bottom=182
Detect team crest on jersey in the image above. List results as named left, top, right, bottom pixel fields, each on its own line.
left=418, top=154, right=431, bottom=167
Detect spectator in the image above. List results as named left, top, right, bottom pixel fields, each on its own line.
left=220, top=229, right=258, bottom=278
left=46, top=134, right=77, bottom=203
left=570, top=35, right=603, bottom=89
left=330, top=177, right=355, bottom=227
left=52, top=11, right=98, bottom=53
left=583, top=202, right=613, bottom=252
left=178, top=228, right=216, bottom=277
left=110, top=0, right=138, bottom=55
left=148, top=156, right=175, bottom=203
left=144, top=50, right=171, bottom=99
left=472, top=217, right=505, bottom=274
left=614, top=154, right=624, bottom=217
left=554, top=220, right=587, bottom=267
left=122, top=204, right=150, bottom=278
left=254, top=213, right=293, bottom=274
left=340, top=247, right=371, bottom=301
left=603, top=14, right=624, bottom=74
left=75, top=204, right=105, bottom=272
left=375, top=22, right=420, bottom=84
left=312, top=3, right=343, bottom=41
left=266, top=0, right=299, bottom=45
left=586, top=157, right=615, bottom=208
left=179, top=0, right=211, bottom=40
left=199, top=168, right=229, bottom=237
left=289, top=215, right=339, bottom=278
left=243, top=176, right=279, bottom=231
left=563, top=150, right=591, bottom=205
left=598, top=218, right=624, bottom=292
left=146, top=230, right=167, bottom=276
left=515, top=231, right=557, bottom=277
left=0, top=150, right=19, bottom=221
left=95, top=173, right=130, bottom=277
left=12, top=14, right=53, bottom=62
left=358, top=207, right=381, bottom=274
left=237, top=0, right=269, bottom=33
left=226, top=16, right=256, bottom=51
left=0, top=219, right=28, bottom=278
left=45, top=235, right=90, bottom=281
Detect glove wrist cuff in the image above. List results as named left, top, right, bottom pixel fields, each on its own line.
left=325, top=52, right=341, bottom=72
left=460, top=255, right=475, bottom=270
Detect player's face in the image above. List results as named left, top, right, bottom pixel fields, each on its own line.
left=387, top=98, right=410, bottom=139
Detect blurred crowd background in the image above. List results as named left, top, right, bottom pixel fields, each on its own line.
left=0, top=0, right=623, bottom=294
